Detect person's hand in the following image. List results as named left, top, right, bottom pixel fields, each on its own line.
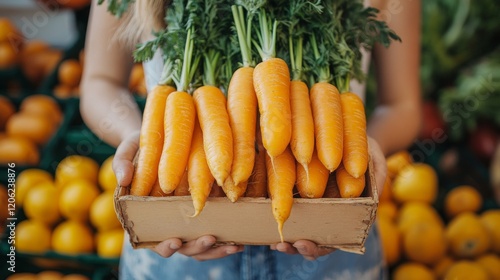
left=113, top=131, right=140, bottom=187
left=153, top=236, right=244, bottom=261
left=271, top=241, right=335, bottom=261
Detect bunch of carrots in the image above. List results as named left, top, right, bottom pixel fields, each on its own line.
left=120, top=0, right=399, bottom=241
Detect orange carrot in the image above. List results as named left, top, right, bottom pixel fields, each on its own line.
left=193, top=85, right=233, bottom=187
left=227, top=66, right=257, bottom=185
left=340, top=92, right=368, bottom=178
left=254, top=57, right=292, bottom=158
left=323, top=173, right=341, bottom=198
left=266, top=147, right=296, bottom=242
left=222, top=176, right=248, bottom=203
left=245, top=140, right=267, bottom=198
left=158, top=91, right=196, bottom=194
left=310, top=82, right=343, bottom=172
left=131, top=85, right=175, bottom=196
left=335, top=164, right=366, bottom=198
left=187, top=121, right=214, bottom=216
left=149, top=177, right=172, bottom=197
left=290, top=80, right=314, bottom=175
left=296, top=151, right=329, bottom=198
left=174, top=170, right=190, bottom=196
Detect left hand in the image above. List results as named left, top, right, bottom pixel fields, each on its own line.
left=270, top=137, right=387, bottom=260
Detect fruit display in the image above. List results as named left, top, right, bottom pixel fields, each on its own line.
left=378, top=150, right=500, bottom=280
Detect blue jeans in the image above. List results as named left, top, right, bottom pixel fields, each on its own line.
left=120, top=223, right=387, bottom=280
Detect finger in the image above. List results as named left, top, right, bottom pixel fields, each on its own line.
left=176, top=235, right=217, bottom=257
left=368, top=138, right=387, bottom=196
left=293, top=240, right=335, bottom=260
left=152, top=238, right=182, bottom=258
left=191, top=245, right=244, bottom=261
left=113, top=132, right=140, bottom=186
left=274, top=242, right=298, bottom=255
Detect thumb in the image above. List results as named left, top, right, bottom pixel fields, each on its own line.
left=113, top=132, right=140, bottom=187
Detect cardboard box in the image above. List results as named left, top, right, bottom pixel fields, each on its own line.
left=114, top=161, right=379, bottom=255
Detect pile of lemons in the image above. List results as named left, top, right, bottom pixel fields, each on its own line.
left=14, top=155, right=123, bottom=258
left=378, top=151, right=500, bottom=280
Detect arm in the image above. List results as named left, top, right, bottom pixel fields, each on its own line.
left=368, top=0, right=422, bottom=157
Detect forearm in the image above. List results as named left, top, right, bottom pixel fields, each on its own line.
left=80, top=78, right=142, bottom=148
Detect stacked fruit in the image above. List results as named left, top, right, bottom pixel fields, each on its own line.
left=0, top=94, right=63, bottom=166
left=14, top=155, right=124, bottom=259
left=378, top=151, right=500, bottom=280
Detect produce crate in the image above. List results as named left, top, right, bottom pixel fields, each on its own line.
left=115, top=160, right=378, bottom=255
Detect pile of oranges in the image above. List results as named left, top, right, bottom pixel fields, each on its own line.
left=378, top=151, right=500, bottom=280
left=0, top=94, right=63, bottom=166
left=12, top=155, right=124, bottom=259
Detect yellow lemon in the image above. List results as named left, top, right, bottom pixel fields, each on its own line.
left=16, top=219, right=51, bottom=253
left=98, top=155, right=117, bottom=191
left=15, top=168, right=53, bottom=206
left=90, top=191, right=122, bottom=232
left=55, top=155, right=99, bottom=188
left=23, top=181, right=61, bottom=226
left=96, top=228, right=124, bottom=258
left=59, top=179, right=100, bottom=222
left=52, top=220, right=94, bottom=255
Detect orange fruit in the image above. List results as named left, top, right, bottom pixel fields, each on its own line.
left=476, top=254, right=500, bottom=280
left=444, top=261, right=489, bottom=280
left=386, top=150, right=413, bottom=178
left=446, top=212, right=491, bottom=258
left=20, top=40, right=49, bottom=57
left=433, top=256, right=455, bottom=279
left=0, top=185, right=8, bottom=223
left=392, top=163, right=438, bottom=204
left=55, top=155, right=99, bottom=188
left=24, top=181, right=61, bottom=226
left=444, top=185, right=483, bottom=218
left=379, top=176, right=393, bottom=203
left=0, top=136, right=40, bottom=165
left=6, top=112, right=56, bottom=146
left=378, top=201, right=398, bottom=221
left=403, top=221, right=447, bottom=265
left=52, top=220, right=94, bottom=255
left=20, top=94, right=62, bottom=125
left=16, top=219, right=52, bottom=253
left=98, top=155, right=117, bottom=191
left=58, top=59, right=82, bottom=88
left=37, top=271, right=64, bottom=280
left=0, top=95, right=15, bottom=130
left=96, top=228, right=124, bottom=258
left=90, top=191, right=122, bottom=232
left=0, top=18, right=22, bottom=45
left=59, top=179, right=100, bottom=222
left=0, top=42, right=18, bottom=69
left=15, top=168, right=53, bottom=206
left=377, top=216, right=401, bottom=266
left=6, top=273, right=37, bottom=280
left=397, top=201, right=444, bottom=234
left=392, top=263, right=435, bottom=280
left=479, top=209, right=500, bottom=254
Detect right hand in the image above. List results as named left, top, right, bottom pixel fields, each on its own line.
left=153, top=236, right=244, bottom=261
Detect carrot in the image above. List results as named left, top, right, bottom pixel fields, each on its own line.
left=340, top=92, right=368, bottom=178
left=149, top=177, right=172, bottom=197
left=158, top=91, right=196, bottom=194
left=227, top=6, right=257, bottom=186
left=296, top=151, right=329, bottom=198
left=254, top=57, right=292, bottom=158
left=227, top=66, right=257, bottom=185
left=222, top=176, right=248, bottom=203
left=266, top=147, right=296, bottom=242
left=174, top=169, right=190, bottom=196
left=187, top=121, right=214, bottom=216
left=131, top=85, right=175, bottom=196
left=193, top=85, right=233, bottom=187
left=335, top=164, right=366, bottom=198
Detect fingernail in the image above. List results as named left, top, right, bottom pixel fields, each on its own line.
left=169, top=243, right=180, bottom=250
left=294, top=245, right=307, bottom=254
left=305, top=256, right=316, bottom=261
left=225, top=249, right=237, bottom=255
left=116, top=170, right=124, bottom=184
left=202, top=240, right=214, bottom=247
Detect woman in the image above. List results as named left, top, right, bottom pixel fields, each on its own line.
left=81, top=0, right=421, bottom=278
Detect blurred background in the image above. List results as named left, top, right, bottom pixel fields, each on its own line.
left=0, top=0, right=499, bottom=279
